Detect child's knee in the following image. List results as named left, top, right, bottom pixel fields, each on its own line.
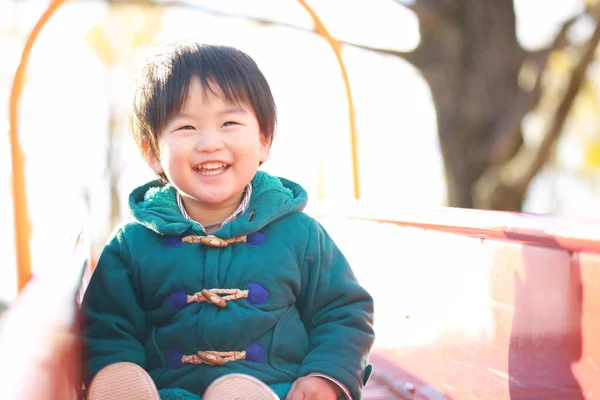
left=158, top=387, right=202, bottom=400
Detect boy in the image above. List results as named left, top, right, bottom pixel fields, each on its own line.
left=82, top=42, right=374, bottom=400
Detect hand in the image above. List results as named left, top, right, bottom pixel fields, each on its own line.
left=285, top=376, right=341, bottom=400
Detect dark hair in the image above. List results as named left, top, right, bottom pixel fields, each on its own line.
left=131, top=42, right=276, bottom=167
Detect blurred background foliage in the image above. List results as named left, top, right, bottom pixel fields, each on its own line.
left=2, top=0, right=600, bottom=303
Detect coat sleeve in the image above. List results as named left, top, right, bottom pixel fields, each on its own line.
left=81, top=228, right=148, bottom=385
left=296, top=219, right=375, bottom=400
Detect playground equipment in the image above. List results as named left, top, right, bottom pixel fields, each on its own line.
left=4, top=1, right=600, bottom=399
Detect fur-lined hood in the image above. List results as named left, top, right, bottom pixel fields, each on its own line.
left=128, top=171, right=308, bottom=237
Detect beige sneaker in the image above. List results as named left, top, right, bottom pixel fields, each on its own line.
left=203, top=373, right=279, bottom=400
left=86, top=362, right=160, bottom=400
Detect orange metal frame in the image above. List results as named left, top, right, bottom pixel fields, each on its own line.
left=8, top=0, right=360, bottom=291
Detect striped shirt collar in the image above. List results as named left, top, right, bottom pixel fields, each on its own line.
left=176, top=183, right=253, bottom=233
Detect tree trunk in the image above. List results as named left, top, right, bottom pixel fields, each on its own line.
left=416, top=0, right=525, bottom=209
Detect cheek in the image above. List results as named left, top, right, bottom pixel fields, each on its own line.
left=161, top=140, right=188, bottom=161
left=229, top=134, right=260, bottom=155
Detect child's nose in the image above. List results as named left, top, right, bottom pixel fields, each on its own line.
left=195, top=129, right=225, bottom=152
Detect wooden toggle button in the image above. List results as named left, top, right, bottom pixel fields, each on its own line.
left=201, top=289, right=227, bottom=308
left=199, top=235, right=229, bottom=247
left=196, top=351, right=226, bottom=366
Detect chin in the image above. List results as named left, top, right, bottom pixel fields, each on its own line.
left=197, top=192, right=236, bottom=205
left=191, top=183, right=245, bottom=205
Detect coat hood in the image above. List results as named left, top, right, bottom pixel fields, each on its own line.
left=128, top=171, right=308, bottom=238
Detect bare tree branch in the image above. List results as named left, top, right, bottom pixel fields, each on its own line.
left=523, top=23, right=600, bottom=183
left=337, top=42, right=421, bottom=65
left=475, top=21, right=600, bottom=209
left=99, top=0, right=420, bottom=65
left=526, top=0, right=600, bottom=58
left=392, top=0, right=438, bottom=23
left=392, top=0, right=456, bottom=23
left=488, top=9, right=588, bottom=165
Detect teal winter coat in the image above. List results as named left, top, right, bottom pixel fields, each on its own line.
left=82, top=172, right=375, bottom=399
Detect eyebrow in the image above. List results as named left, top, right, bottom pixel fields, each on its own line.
left=171, top=106, right=248, bottom=122
left=172, top=112, right=196, bottom=120
left=218, top=105, right=248, bottom=116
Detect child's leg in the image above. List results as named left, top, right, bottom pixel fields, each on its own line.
left=86, top=362, right=160, bottom=400
left=161, top=379, right=291, bottom=400
left=203, top=374, right=290, bottom=400
left=159, top=388, right=201, bottom=400
left=87, top=363, right=291, bottom=400
left=269, top=382, right=293, bottom=400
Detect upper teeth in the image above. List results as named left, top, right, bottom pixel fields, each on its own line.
left=198, top=163, right=226, bottom=170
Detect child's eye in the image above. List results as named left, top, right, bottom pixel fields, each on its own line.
left=178, top=125, right=195, bottom=130
left=222, top=121, right=239, bottom=127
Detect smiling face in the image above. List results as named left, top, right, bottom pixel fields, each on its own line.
left=131, top=44, right=277, bottom=222
left=147, top=77, right=270, bottom=214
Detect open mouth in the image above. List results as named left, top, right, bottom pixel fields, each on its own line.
left=195, top=162, right=230, bottom=176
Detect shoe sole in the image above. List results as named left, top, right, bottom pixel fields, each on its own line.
left=86, top=362, right=160, bottom=400
left=203, top=373, right=279, bottom=400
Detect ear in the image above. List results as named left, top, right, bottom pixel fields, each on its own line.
left=259, top=136, right=271, bottom=163
left=142, top=140, right=163, bottom=174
